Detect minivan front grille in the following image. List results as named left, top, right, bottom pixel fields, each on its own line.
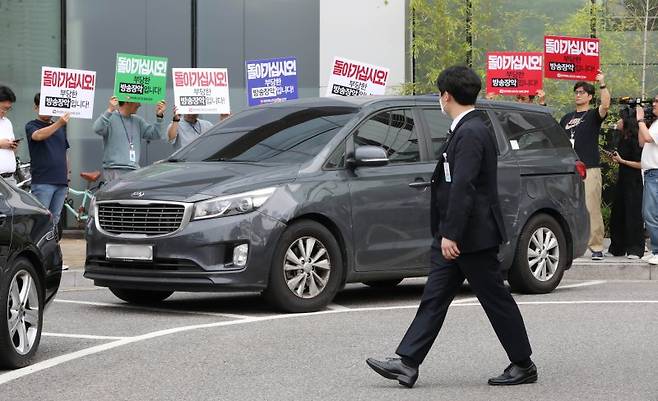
left=97, top=202, right=186, bottom=236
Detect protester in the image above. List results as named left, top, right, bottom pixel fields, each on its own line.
left=516, top=89, right=547, bottom=106
left=92, top=96, right=166, bottom=184
left=166, top=106, right=213, bottom=151
left=559, top=72, right=611, bottom=260
left=0, top=86, right=19, bottom=186
left=25, top=93, right=70, bottom=225
left=637, top=98, right=658, bottom=265
left=607, top=107, right=644, bottom=259
left=366, top=66, right=535, bottom=388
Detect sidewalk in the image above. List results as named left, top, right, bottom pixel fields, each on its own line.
left=57, top=237, right=658, bottom=290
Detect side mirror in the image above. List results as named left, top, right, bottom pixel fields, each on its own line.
left=351, top=145, right=389, bottom=167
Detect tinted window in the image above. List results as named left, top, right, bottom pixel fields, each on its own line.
left=354, top=109, right=420, bottom=164
left=421, top=108, right=452, bottom=159
left=173, top=106, right=358, bottom=164
left=494, top=110, right=571, bottom=150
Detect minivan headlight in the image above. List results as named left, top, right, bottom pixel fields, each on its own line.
left=192, top=187, right=277, bottom=220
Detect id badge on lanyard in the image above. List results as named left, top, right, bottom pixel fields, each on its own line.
left=443, top=152, right=451, bottom=183
left=129, top=144, right=136, bottom=163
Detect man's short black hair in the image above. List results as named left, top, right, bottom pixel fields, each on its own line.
left=573, top=81, right=595, bottom=96
left=436, top=65, right=481, bottom=106
left=0, top=86, right=16, bottom=103
left=34, top=93, right=40, bottom=106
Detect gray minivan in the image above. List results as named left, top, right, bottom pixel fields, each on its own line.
left=84, top=96, right=589, bottom=312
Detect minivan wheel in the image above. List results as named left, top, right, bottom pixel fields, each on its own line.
left=508, top=214, right=566, bottom=294
left=263, top=220, right=343, bottom=313
left=109, top=288, right=174, bottom=304
left=363, top=279, right=403, bottom=288
left=0, top=258, right=43, bottom=369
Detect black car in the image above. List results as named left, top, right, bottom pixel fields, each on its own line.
left=0, top=180, right=62, bottom=368
left=85, top=96, right=589, bottom=312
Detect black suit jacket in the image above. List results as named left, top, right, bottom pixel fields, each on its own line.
left=430, top=110, right=507, bottom=253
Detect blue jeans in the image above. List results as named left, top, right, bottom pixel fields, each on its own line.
left=31, top=184, right=68, bottom=225
left=643, top=170, right=658, bottom=255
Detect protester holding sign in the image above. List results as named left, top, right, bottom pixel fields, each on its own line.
left=167, top=106, right=213, bottom=151
left=559, top=72, right=610, bottom=261
left=92, top=96, right=166, bottom=184
left=25, top=93, right=70, bottom=225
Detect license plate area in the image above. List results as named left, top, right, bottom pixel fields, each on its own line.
left=106, top=244, right=154, bottom=261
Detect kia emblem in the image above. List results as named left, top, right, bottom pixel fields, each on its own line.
left=131, top=191, right=145, bottom=198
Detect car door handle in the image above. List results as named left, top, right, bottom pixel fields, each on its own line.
left=408, top=181, right=431, bottom=189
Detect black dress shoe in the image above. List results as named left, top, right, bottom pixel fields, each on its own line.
left=366, top=357, right=418, bottom=388
left=488, top=362, right=538, bottom=385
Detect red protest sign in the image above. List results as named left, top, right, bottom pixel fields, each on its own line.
left=486, top=52, right=543, bottom=95
left=544, top=35, right=600, bottom=81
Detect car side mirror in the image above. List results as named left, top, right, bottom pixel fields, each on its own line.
left=351, top=145, right=389, bottom=168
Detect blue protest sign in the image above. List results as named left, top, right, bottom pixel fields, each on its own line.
left=246, top=57, right=298, bottom=106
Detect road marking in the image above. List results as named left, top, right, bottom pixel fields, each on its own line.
left=326, top=303, right=350, bottom=311
left=42, top=332, right=128, bottom=341
left=53, top=299, right=250, bottom=320
left=453, top=297, right=479, bottom=304
left=557, top=280, right=607, bottom=290
left=3, top=298, right=658, bottom=385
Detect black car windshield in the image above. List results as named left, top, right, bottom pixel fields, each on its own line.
left=172, top=106, right=358, bottom=164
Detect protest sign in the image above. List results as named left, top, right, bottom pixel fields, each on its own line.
left=486, top=52, right=543, bottom=95
left=544, top=35, right=600, bottom=81
left=114, top=53, right=168, bottom=103
left=325, top=57, right=389, bottom=97
left=39, top=66, right=96, bottom=119
left=246, top=57, right=298, bottom=106
left=172, top=68, right=230, bottom=114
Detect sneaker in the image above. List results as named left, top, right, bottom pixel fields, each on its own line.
left=642, top=253, right=654, bottom=261
left=591, top=251, right=604, bottom=261
left=627, top=254, right=640, bottom=260
left=648, top=255, right=658, bottom=265
left=61, top=264, right=70, bottom=271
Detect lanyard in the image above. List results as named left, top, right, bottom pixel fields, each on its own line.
left=188, top=120, right=201, bottom=136
left=118, top=113, right=134, bottom=145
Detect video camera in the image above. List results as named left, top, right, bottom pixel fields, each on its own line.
left=613, top=96, right=655, bottom=125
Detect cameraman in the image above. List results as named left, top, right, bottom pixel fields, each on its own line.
left=637, top=98, right=658, bottom=264
left=608, top=107, right=644, bottom=259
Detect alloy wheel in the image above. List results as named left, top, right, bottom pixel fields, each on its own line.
left=527, top=227, right=560, bottom=282
left=283, top=236, right=331, bottom=299
left=6, top=270, right=40, bottom=355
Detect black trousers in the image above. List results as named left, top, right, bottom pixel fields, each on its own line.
left=396, top=238, right=532, bottom=366
left=609, top=172, right=644, bottom=257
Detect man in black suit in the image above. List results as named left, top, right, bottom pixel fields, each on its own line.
left=366, top=66, right=536, bottom=388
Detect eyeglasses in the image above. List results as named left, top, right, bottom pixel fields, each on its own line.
left=653, top=99, right=658, bottom=104
left=574, top=90, right=589, bottom=96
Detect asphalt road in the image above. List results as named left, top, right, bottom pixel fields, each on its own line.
left=1, top=279, right=657, bottom=401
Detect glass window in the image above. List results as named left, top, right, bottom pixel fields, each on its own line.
left=173, top=106, right=358, bottom=164
left=494, top=110, right=571, bottom=151
left=354, top=109, right=420, bottom=164
left=420, top=108, right=452, bottom=160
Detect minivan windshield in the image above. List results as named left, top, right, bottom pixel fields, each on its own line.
left=172, top=106, right=358, bottom=164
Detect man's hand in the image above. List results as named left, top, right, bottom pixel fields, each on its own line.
left=155, top=100, right=166, bottom=118
left=0, top=138, right=15, bottom=150
left=536, top=89, right=546, bottom=104
left=107, top=96, right=119, bottom=113
left=637, top=105, right=645, bottom=121
left=58, top=113, right=70, bottom=126
left=611, top=151, right=623, bottom=164
left=596, top=71, right=605, bottom=86
left=441, top=237, right=460, bottom=260
left=172, top=106, right=180, bottom=121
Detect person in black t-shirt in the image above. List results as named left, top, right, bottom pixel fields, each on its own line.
left=560, top=73, right=610, bottom=261
left=25, top=93, right=70, bottom=225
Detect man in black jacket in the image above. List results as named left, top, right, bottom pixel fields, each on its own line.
left=366, top=66, right=535, bottom=388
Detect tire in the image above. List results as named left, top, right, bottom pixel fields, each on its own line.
left=263, top=220, right=343, bottom=313
left=508, top=214, right=567, bottom=294
left=109, top=288, right=173, bottom=304
left=0, top=258, right=44, bottom=369
left=363, top=279, right=403, bottom=288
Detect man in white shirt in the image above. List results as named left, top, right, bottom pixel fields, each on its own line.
left=166, top=106, right=218, bottom=151
left=636, top=100, right=658, bottom=264
left=0, top=86, right=19, bottom=186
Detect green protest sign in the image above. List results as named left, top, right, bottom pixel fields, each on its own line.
left=113, top=53, right=168, bottom=103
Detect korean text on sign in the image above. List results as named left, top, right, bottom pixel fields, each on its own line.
left=40, top=66, right=96, bottom=119
left=172, top=68, right=230, bottom=114
left=113, top=53, right=168, bottom=104
left=246, top=57, right=298, bottom=106
left=485, top=52, right=543, bottom=95
left=325, top=57, right=389, bottom=97
left=544, top=36, right=599, bottom=81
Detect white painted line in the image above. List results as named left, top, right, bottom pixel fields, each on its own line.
left=557, top=280, right=607, bottom=290
left=43, top=332, right=128, bottom=341
left=3, top=298, right=658, bottom=385
left=326, top=303, right=350, bottom=311
left=53, top=299, right=250, bottom=320
left=452, top=296, right=479, bottom=304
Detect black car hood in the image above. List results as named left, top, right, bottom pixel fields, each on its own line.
left=95, top=162, right=299, bottom=202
